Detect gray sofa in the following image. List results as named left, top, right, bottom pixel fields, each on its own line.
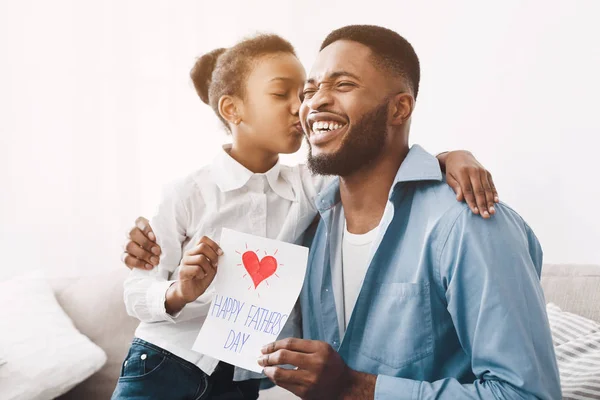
left=52, top=264, right=600, bottom=400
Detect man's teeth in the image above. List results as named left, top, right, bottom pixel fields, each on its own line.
left=312, top=121, right=345, bottom=132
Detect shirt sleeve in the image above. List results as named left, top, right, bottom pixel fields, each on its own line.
left=123, top=179, right=208, bottom=324
left=374, top=204, right=561, bottom=399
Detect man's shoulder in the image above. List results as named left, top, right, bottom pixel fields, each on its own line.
left=411, top=179, right=535, bottom=244
left=409, top=181, right=543, bottom=281
left=410, top=177, right=471, bottom=223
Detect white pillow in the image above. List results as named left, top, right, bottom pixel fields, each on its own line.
left=0, top=272, right=107, bottom=400
left=546, top=303, right=600, bottom=399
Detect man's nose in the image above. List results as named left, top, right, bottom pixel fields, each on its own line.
left=307, top=87, right=333, bottom=111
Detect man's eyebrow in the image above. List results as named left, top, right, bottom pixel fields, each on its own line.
left=306, top=71, right=361, bottom=86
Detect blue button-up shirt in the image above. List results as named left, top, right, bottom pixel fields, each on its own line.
left=300, top=145, right=561, bottom=399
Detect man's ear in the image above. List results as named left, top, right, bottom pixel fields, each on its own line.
left=218, top=95, right=243, bottom=126
left=389, top=92, right=415, bottom=126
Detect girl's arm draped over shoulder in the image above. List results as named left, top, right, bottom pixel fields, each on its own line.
left=294, top=149, right=500, bottom=220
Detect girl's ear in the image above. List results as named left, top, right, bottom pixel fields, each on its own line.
left=218, top=95, right=243, bottom=125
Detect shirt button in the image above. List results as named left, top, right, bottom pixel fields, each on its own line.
left=140, top=354, right=147, bottom=360
left=325, top=288, right=329, bottom=292
left=333, top=341, right=339, bottom=347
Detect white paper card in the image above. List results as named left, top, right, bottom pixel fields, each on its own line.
left=192, top=228, right=309, bottom=373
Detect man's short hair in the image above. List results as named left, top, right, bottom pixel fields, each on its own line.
left=320, top=25, right=421, bottom=98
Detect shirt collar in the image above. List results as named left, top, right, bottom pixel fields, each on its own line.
left=315, top=144, right=442, bottom=212
left=210, top=144, right=296, bottom=202
left=392, top=144, right=443, bottom=185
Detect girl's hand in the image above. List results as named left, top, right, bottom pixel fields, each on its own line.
left=172, top=236, right=223, bottom=304
left=438, top=151, right=499, bottom=219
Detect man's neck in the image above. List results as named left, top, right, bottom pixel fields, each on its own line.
left=340, top=146, right=409, bottom=235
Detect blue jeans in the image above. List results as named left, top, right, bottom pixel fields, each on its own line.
left=111, top=338, right=260, bottom=400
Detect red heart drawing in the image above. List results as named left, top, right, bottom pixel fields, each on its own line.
left=242, top=251, right=278, bottom=289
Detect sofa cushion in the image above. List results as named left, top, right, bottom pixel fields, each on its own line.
left=0, top=272, right=107, bottom=400
left=541, top=264, right=600, bottom=323
left=50, top=268, right=139, bottom=400
left=547, top=303, right=600, bottom=399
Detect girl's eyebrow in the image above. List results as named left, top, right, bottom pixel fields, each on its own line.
left=269, top=77, right=295, bottom=82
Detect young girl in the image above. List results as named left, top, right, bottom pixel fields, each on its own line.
left=114, top=34, right=498, bottom=400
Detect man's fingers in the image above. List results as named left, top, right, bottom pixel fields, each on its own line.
left=123, top=254, right=152, bottom=270
left=257, top=349, right=313, bottom=369
left=262, top=338, right=322, bottom=355
left=129, top=227, right=161, bottom=259
left=125, top=240, right=157, bottom=265
left=263, top=367, right=313, bottom=393
left=135, top=217, right=157, bottom=242
left=197, top=236, right=223, bottom=256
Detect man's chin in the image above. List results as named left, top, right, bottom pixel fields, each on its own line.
left=307, top=138, right=344, bottom=158
left=307, top=150, right=352, bottom=176
left=308, top=147, right=333, bottom=160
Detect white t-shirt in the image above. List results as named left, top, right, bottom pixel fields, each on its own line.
left=342, top=222, right=378, bottom=328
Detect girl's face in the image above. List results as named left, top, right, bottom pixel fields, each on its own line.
left=235, top=53, right=306, bottom=155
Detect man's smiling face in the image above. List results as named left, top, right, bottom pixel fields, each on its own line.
left=300, top=40, right=398, bottom=176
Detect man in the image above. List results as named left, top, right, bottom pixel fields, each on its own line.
left=256, top=25, right=559, bottom=399
left=124, top=26, right=560, bottom=399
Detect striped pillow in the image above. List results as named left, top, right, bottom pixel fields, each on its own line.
left=547, top=303, right=600, bottom=399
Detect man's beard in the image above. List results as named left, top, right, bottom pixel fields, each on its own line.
left=307, top=101, right=388, bottom=177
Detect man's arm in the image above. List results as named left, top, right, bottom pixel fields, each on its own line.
left=372, top=204, right=561, bottom=399
left=123, top=216, right=161, bottom=270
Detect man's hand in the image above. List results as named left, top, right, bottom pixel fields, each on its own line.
left=438, top=151, right=499, bottom=219
left=122, top=217, right=161, bottom=270
left=258, top=338, right=376, bottom=400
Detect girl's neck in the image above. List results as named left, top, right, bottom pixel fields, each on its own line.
left=228, top=142, right=279, bottom=174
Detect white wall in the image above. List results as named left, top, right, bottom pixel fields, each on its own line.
left=1, top=0, right=598, bottom=279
